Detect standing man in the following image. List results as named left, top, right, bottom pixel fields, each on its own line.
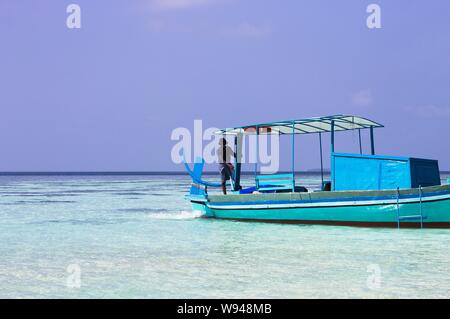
left=217, top=138, right=235, bottom=195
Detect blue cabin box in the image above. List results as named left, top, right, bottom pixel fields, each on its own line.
left=332, top=153, right=441, bottom=191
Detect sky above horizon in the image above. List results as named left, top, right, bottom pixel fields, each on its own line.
left=1, top=0, right=450, bottom=171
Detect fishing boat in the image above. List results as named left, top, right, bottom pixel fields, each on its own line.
left=183, top=115, right=450, bottom=228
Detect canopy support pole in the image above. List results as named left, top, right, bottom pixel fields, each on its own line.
left=358, top=129, right=363, bottom=154
left=254, top=126, right=259, bottom=181
left=331, top=120, right=335, bottom=153
left=292, top=122, right=296, bottom=192
left=319, top=132, right=324, bottom=187
left=233, top=133, right=243, bottom=192
left=291, top=122, right=295, bottom=175
left=330, top=120, right=335, bottom=191
left=370, top=126, right=375, bottom=155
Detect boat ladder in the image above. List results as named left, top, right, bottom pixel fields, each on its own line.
left=395, top=186, right=425, bottom=229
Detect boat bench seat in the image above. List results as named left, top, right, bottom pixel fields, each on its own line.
left=256, top=173, right=295, bottom=192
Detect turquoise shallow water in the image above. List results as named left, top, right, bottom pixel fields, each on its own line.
left=0, top=174, right=449, bottom=299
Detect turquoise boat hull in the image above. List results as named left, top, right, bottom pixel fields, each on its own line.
left=189, top=184, right=450, bottom=228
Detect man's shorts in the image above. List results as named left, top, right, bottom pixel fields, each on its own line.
left=219, top=164, right=231, bottom=185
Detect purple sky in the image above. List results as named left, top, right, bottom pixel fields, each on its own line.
left=1, top=0, right=450, bottom=171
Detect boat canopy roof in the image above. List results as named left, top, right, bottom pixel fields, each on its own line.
left=215, top=115, right=383, bottom=135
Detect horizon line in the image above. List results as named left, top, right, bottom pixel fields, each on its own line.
left=0, top=170, right=331, bottom=176
left=1, top=170, right=450, bottom=176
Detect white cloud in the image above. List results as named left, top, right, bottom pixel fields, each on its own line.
left=150, top=0, right=213, bottom=11
left=404, top=105, right=450, bottom=118
left=352, top=89, right=373, bottom=108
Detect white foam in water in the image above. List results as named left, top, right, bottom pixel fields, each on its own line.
left=150, top=210, right=205, bottom=220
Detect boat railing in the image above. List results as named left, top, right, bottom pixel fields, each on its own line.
left=256, top=173, right=295, bottom=192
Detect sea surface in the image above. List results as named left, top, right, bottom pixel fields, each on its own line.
left=0, top=173, right=449, bottom=299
